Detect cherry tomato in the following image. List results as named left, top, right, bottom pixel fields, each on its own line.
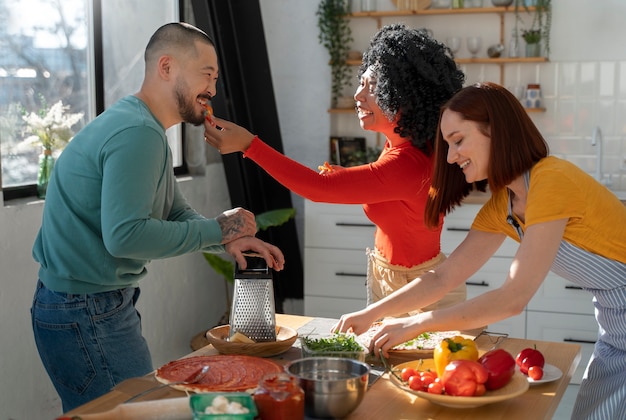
left=408, top=375, right=422, bottom=391
left=528, top=366, right=544, bottom=380
left=420, top=370, right=438, bottom=380
left=401, top=367, right=416, bottom=382
left=428, top=380, right=444, bottom=395
left=420, top=374, right=435, bottom=389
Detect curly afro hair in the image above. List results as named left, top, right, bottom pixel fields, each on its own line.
left=360, top=23, right=465, bottom=155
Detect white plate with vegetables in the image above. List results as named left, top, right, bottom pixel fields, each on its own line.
left=389, top=359, right=529, bottom=408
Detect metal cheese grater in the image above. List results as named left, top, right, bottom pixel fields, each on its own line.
left=229, top=255, right=277, bottom=342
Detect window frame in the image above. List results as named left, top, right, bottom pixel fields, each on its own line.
left=2, top=0, right=188, bottom=202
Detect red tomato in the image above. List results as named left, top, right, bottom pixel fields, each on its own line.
left=516, top=346, right=545, bottom=374
left=420, top=374, right=435, bottom=389
left=401, top=367, right=416, bottom=382
left=441, top=360, right=489, bottom=397
left=521, top=353, right=545, bottom=375
left=428, top=380, right=444, bottom=395
left=408, top=375, right=421, bottom=391
left=420, top=370, right=438, bottom=381
left=528, top=366, right=544, bottom=380
left=478, top=348, right=516, bottom=390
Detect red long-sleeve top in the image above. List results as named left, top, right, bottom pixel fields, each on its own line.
left=244, top=137, right=442, bottom=267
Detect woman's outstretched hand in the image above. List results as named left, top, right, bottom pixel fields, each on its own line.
left=204, top=117, right=256, bottom=154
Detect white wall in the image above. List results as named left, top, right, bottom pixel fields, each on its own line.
left=0, top=165, right=231, bottom=418
left=2, top=0, right=626, bottom=418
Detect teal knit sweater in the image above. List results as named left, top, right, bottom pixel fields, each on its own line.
left=33, top=96, right=224, bottom=294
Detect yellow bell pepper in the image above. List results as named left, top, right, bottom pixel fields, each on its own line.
left=433, top=335, right=479, bottom=378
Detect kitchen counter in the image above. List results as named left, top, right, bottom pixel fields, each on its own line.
left=64, top=314, right=581, bottom=420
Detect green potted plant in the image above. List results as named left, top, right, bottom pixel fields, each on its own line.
left=514, top=0, right=551, bottom=57
left=203, top=208, right=296, bottom=325
left=316, top=0, right=354, bottom=108
left=521, top=28, right=541, bottom=57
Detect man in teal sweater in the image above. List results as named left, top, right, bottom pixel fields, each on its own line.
left=30, top=22, right=284, bottom=412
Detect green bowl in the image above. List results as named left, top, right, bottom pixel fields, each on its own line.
left=190, top=393, right=258, bottom=420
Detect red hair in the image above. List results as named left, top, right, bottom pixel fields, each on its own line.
left=425, top=82, right=548, bottom=228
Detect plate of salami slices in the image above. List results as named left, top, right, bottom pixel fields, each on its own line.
left=155, top=354, right=283, bottom=393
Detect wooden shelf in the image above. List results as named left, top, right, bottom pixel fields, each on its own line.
left=455, top=56, right=548, bottom=64
left=347, top=57, right=548, bottom=66
left=330, top=106, right=545, bottom=113
left=350, top=6, right=537, bottom=19
left=346, top=6, right=548, bottom=86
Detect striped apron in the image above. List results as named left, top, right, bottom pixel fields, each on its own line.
left=507, top=175, right=626, bottom=419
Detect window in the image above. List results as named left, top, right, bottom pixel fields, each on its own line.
left=1, top=0, right=184, bottom=201
left=0, top=0, right=92, bottom=198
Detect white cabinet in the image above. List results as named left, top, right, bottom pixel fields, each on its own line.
left=304, top=201, right=374, bottom=317
left=303, top=200, right=596, bottom=383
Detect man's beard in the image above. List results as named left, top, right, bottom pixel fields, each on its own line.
left=175, top=79, right=204, bottom=126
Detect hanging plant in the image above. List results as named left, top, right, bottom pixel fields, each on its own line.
left=514, top=0, right=552, bottom=57
left=316, top=0, right=354, bottom=108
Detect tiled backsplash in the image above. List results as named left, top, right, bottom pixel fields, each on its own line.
left=463, top=60, right=626, bottom=192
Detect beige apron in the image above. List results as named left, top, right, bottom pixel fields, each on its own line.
left=366, top=248, right=466, bottom=317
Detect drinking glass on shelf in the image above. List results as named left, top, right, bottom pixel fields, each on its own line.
left=446, top=36, right=462, bottom=56
left=466, top=36, right=482, bottom=58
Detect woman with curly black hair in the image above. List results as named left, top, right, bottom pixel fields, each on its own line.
left=204, top=24, right=465, bottom=313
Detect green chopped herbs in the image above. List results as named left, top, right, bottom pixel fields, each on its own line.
left=301, top=333, right=364, bottom=353
left=400, top=332, right=432, bottom=350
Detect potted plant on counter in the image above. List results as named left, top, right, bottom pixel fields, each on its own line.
left=316, top=0, right=354, bottom=109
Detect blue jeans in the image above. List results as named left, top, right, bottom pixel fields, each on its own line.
left=31, top=280, right=153, bottom=413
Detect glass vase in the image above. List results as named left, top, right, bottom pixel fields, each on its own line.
left=37, top=149, right=55, bottom=199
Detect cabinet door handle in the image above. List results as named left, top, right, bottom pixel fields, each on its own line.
left=563, top=338, right=597, bottom=344
left=466, top=280, right=489, bottom=287
left=335, top=272, right=367, bottom=277
left=446, top=227, right=470, bottom=232
left=565, top=285, right=584, bottom=290
left=335, top=222, right=375, bottom=228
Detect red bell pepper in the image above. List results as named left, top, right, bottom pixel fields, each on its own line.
left=440, top=359, right=489, bottom=397
left=478, top=349, right=516, bottom=390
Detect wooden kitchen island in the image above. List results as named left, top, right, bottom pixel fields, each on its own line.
left=64, top=314, right=581, bottom=420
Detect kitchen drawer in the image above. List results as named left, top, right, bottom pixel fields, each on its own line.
left=527, top=273, right=595, bottom=315
left=485, top=314, right=526, bottom=340
left=304, top=296, right=367, bottom=319
left=526, top=311, right=597, bottom=384
left=305, top=201, right=375, bottom=250
left=464, top=256, right=513, bottom=299
left=442, top=204, right=518, bottom=257
left=304, top=248, right=367, bottom=299
left=464, top=256, right=525, bottom=338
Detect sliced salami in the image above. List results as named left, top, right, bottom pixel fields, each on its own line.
left=155, top=355, right=283, bottom=393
